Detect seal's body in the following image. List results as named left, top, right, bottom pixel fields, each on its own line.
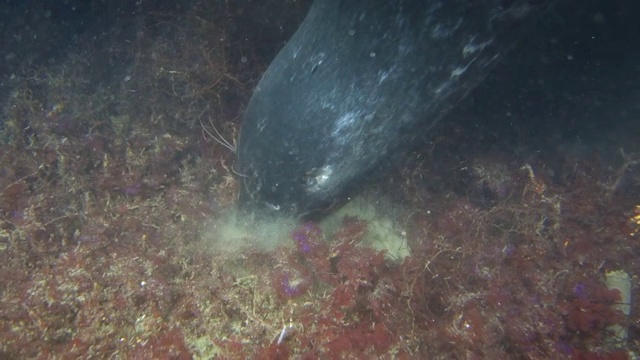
left=237, top=0, right=544, bottom=218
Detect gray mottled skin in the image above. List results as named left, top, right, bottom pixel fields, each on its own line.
left=237, top=0, right=546, bottom=218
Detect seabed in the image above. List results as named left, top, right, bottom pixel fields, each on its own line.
left=0, top=1, right=639, bottom=358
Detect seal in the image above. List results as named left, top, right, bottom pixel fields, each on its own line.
left=237, top=0, right=547, bottom=218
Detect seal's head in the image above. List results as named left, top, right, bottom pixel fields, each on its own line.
left=237, top=0, right=545, bottom=218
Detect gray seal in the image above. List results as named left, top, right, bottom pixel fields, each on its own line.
left=237, top=0, right=547, bottom=218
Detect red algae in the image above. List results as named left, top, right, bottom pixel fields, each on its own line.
left=0, top=2, right=639, bottom=360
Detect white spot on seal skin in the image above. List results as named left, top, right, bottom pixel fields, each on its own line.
left=437, top=56, right=478, bottom=94
left=266, top=202, right=280, bottom=211
left=315, top=165, right=333, bottom=187
left=306, top=165, right=333, bottom=193
left=292, top=45, right=301, bottom=59
left=450, top=64, right=468, bottom=78
left=450, top=56, right=478, bottom=79
left=431, top=18, right=463, bottom=39
left=378, top=70, right=390, bottom=85
left=463, top=38, right=493, bottom=58
left=308, top=52, right=326, bottom=71
left=331, top=112, right=358, bottom=144
left=257, top=117, right=268, bottom=132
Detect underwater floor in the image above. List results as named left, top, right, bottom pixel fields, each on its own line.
left=1, top=1, right=639, bottom=358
